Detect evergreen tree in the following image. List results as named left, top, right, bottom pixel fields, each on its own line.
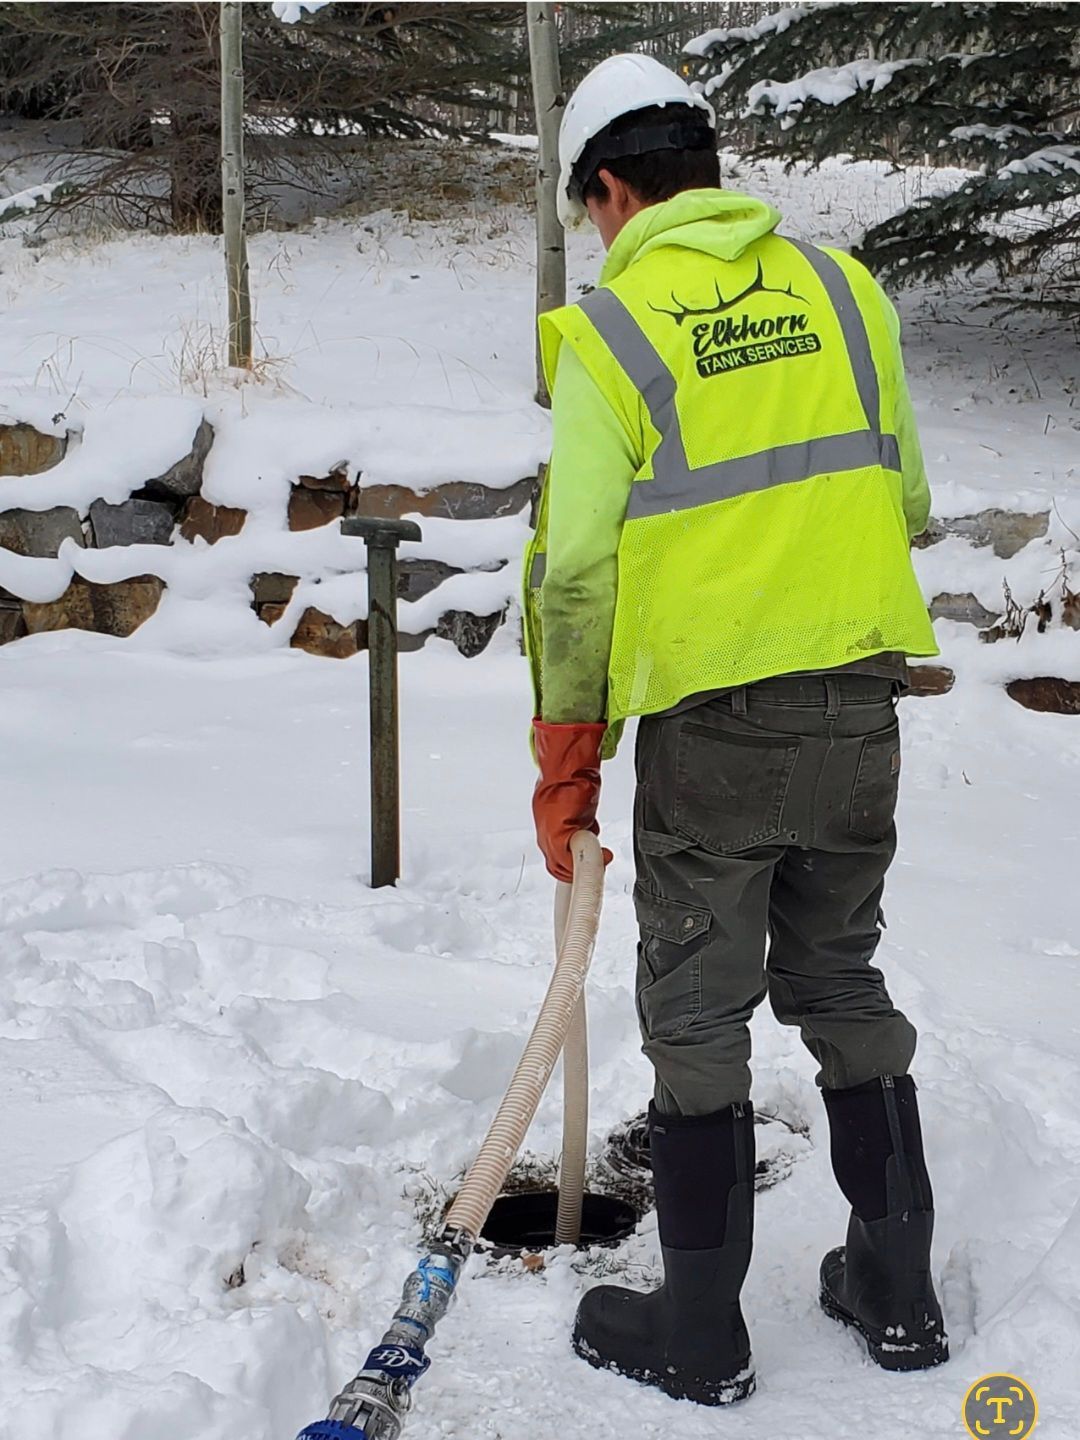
left=687, top=2, right=1080, bottom=314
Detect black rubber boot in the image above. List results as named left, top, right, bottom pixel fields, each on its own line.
left=572, top=1102, right=755, bottom=1405
left=820, top=1074, right=948, bottom=1371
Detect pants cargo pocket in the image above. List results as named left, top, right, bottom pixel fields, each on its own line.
left=849, top=725, right=901, bottom=842
left=634, top=886, right=712, bottom=1041
left=674, top=720, right=800, bottom=853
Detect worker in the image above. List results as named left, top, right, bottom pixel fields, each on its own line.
left=523, top=53, right=948, bottom=1406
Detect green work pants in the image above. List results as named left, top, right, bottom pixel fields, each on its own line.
left=633, top=673, right=917, bottom=1115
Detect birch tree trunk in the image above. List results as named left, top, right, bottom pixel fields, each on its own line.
left=220, top=0, right=252, bottom=369
left=526, top=2, right=566, bottom=408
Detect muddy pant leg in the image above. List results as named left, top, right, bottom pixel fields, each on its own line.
left=767, top=844, right=917, bottom=1089
left=635, top=848, right=775, bottom=1115
left=634, top=712, right=780, bottom=1116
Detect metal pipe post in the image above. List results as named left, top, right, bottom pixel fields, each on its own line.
left=342, top=516, right=422, bottom=888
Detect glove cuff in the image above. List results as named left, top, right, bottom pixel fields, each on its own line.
left=532, top=718, right=607, bottom=735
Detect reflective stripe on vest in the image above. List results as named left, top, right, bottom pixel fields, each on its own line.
left=577, top=239, right=900, bottom=522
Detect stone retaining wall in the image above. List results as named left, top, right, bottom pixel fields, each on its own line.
left=0, top=418, right=532, bottom=660
left=1, top=418, right=1077, bottom=711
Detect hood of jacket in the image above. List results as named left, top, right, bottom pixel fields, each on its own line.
left=600, top=188, right=781, bottom=285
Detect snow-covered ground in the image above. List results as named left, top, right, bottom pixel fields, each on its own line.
left=1, top=144, right=1079, bottom=1439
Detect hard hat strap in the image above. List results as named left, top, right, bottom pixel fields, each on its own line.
left=569, top=114, right=715, bottom=204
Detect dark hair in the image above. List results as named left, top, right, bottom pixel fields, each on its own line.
left=578, top=104, right=719, bottom=208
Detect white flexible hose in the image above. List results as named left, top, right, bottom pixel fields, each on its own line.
left=444, top=830, right=604, bottom=1241
left=554, top=878, right=588, bottom=1246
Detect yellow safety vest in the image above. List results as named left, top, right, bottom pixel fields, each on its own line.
left=525, top=231, right=937, bottom=730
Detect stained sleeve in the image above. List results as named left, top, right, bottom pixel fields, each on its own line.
left=539, top=345, right=638, bottom=724
left=878, top=289, right=932, bottom=540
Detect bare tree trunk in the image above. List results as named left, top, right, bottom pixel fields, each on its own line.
left=220, top=0, right=252, bottom=369
left=527, top=1, right=565, bottom=408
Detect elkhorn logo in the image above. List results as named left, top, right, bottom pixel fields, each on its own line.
left=648, top=259, right=808, bottom=325
left=649, top=260, right=821, bottom=379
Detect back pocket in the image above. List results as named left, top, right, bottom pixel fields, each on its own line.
left=849, top=725, right=901, bottom=842
left=673, top=721, right=799, bottom=854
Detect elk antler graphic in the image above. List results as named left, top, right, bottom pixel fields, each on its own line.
left=648, top=259, right=809, bottom=326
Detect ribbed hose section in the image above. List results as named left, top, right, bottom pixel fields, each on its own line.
left=444, top=831, right=604, bottom=1241
left=555, top=992, right=588, bottom=1245
left=553, top=882, right=588, bottom=1246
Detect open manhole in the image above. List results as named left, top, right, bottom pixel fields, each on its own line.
left=604, top=1109, right=812, bottom=1195
left=479, top=1190, right=639, bottom=1257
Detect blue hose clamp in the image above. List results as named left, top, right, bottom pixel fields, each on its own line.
left=296, top=1422, right=369, bottom=1440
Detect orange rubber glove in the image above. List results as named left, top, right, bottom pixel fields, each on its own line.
left=532, top=719, right=613, bottom=884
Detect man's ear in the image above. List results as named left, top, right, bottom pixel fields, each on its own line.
left=596, top=166, right=632, bottom=214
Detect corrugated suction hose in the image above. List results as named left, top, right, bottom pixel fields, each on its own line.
left=444, top=830, right=604, bottom=1242
left=554, top=876, right=588, bottom=1246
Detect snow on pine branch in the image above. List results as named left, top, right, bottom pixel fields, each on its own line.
left=997, top=143, right=1080, bottom=180
left=0, top=181, right=78, bottom=226
left=270, top=1, right=330, bottom=23
left=746, top=57, right=926, bottom=127
left=949, top=124, right=1033, bottom=146
left=684, top=3, right=839, bottom=58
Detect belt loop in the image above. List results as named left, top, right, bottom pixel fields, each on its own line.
left=824, top=677, right=841, bottom=720
left=731, top=686, right=748, bottom=716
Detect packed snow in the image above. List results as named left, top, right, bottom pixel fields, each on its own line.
left=1, top=137, right=1079, bottom=1440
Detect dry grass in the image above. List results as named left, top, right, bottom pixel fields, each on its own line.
left=335, top=139, right=531, bottom=225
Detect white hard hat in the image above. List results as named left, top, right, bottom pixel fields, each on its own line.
left=557, top=53, right=716, bottom=231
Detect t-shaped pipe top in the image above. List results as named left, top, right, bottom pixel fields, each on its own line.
left=342, top=516, right=423, bottom=548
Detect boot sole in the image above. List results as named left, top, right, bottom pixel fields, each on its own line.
left=572, top=1328, right=755, bottom=1405
left=819, top=1261, right=949, bottom=1373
